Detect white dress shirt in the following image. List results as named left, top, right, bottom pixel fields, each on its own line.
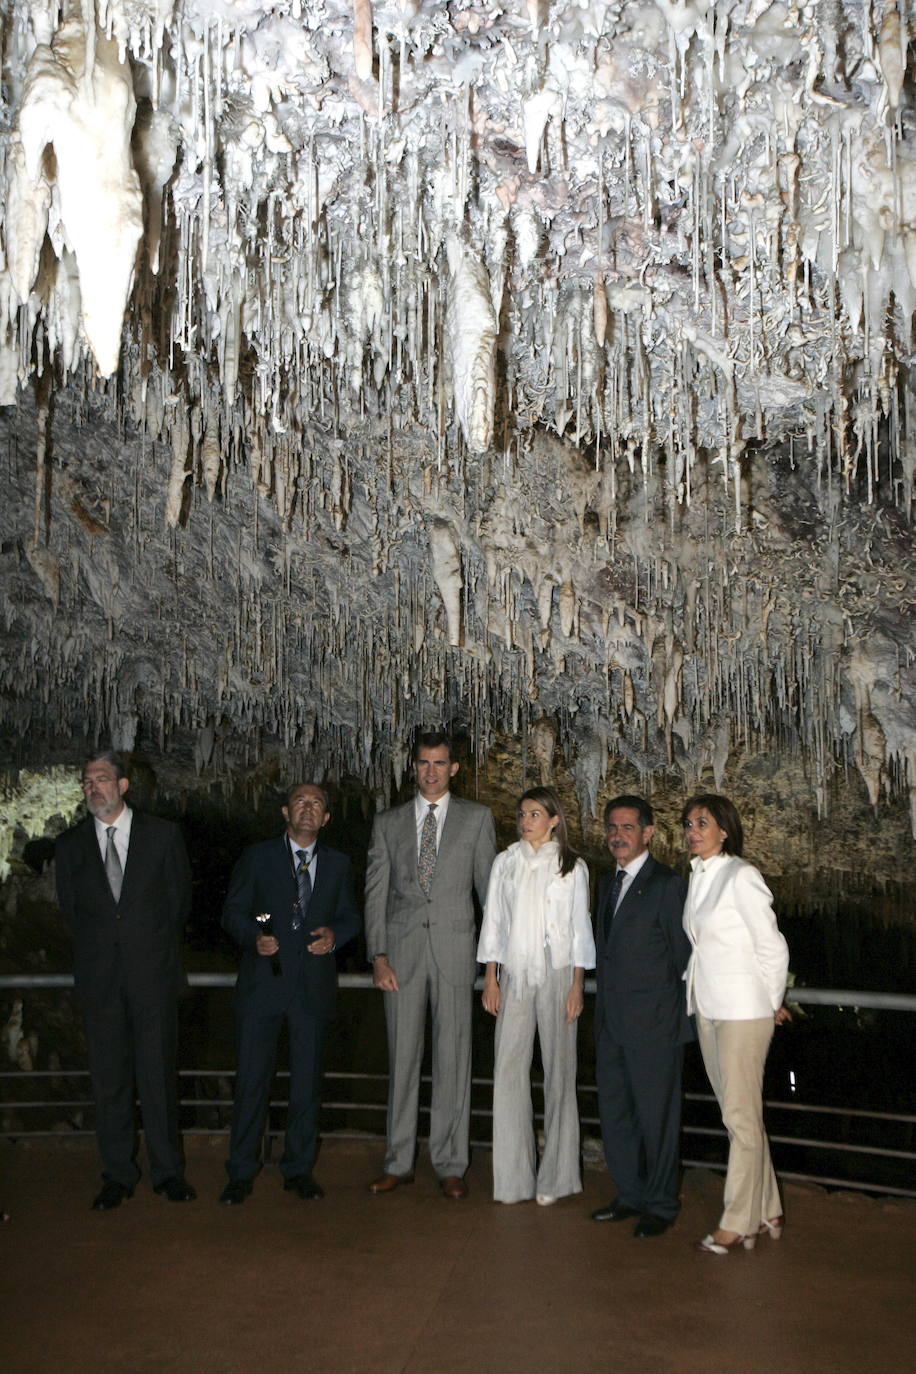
left=94, top=805, right=132, bottom=867
left=611, top=846, right=650, bottom=911
left=414, top=792, right=450, bottom=852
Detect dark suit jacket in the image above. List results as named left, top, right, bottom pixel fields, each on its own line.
left=222, top=836, right=360, bottom=1021
left=595, top=854, right=693, bottom=1048
left=55, top=811, right=191, bottom=1013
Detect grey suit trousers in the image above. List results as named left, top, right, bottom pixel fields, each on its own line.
left=491, top=965, right=582, bottom=1203
left=382, top=938, right=472, bottom=1178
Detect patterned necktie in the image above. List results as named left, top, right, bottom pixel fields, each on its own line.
left=293, top=848, right=312, bottom=931
left=417, top=803, right=438, bottom=895
left=105, top=826, right=123, bottom=903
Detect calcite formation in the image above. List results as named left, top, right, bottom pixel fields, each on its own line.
left=0, top=2, right=913, bottom=869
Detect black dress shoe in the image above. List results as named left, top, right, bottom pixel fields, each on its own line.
left=283, top=1175, right=324, bottom=1200
left=220, top=1178, right=253, bottom=1205
left=634, top=1213, right=672, bottom=1238
left=153, top=1175, right=197, bottom=1202
left=591, top=1200, right=641, bottom=1223
left=91, top=1180, right=134, bottom=1211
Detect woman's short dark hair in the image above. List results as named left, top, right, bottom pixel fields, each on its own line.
left=518, top=786, right=577, bottom=876
left=680, top=793, right=744, bottom=857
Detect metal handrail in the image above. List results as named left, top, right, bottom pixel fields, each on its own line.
left=1, top=974, right=912, bottom=1198
left=1, top=971, right=916, bottom=1012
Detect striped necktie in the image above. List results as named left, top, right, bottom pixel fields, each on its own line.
left=293, top=849, right=312, bottom=930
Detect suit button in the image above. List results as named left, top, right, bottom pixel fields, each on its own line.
left=422, top=921, right=430, bottom=929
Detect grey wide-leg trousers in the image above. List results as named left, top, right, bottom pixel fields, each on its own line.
left=491, top=964, right=582, bottom=1203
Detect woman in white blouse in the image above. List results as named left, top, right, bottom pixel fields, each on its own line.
left=477, top=787, right=596, bottom=1205
left=681, top=793, right=790, bottom=1255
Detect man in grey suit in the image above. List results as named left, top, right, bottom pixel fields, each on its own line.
left=591, top=795, right=692, bottom=1236
left=365, top=731, right=496, bottom=1199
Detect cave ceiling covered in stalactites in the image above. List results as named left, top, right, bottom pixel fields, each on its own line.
left=0, top=1, right=914, bottom=844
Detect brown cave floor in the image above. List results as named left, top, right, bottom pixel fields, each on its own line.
left=1, top=1137, right=913, bottom=1374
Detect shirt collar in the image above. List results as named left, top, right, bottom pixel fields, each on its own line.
left=94, top=804, right=132, bottom=838
left=618, top=847, right=650, bottom=879
left=691, top=851, right=728, bottom=874
left=416, top=792, right=450, bottom=821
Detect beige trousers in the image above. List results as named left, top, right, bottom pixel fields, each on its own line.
left=696, top=1013, right=782, bottom=1235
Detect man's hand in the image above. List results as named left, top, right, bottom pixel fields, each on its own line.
left=307, top=925, right=336, bottom=956
left=256, top=933, right=279, bottom=956
left=372, top=955, right=399, bottom=992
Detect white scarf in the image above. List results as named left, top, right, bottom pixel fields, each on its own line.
left=504, top=839, right=560, bottom=996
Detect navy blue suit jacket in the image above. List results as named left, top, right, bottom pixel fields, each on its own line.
left=595, top=854, right=693, bottom=1048
left=222, top=836, right=360, bottom=1021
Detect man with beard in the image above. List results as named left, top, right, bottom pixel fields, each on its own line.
left=55, top=751, right=194, bottom=1210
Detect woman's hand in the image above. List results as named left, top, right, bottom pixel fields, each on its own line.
left=482, top=963, right=500, bottom=1017
left=565, top=971, right=585, bottom=1025
left=774, top=1004, right=792, bottom=1026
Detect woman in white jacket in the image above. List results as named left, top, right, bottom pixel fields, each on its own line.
left=477, top=787, right=596, bottom=1205
left=681, top=793, right=790, bottom=1255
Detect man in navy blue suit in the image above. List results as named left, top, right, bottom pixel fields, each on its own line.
left=591, top=795, right=693, bottom=1237
left=220, top=783, right=360, bottom=1203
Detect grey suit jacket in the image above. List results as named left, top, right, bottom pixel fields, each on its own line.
left=364, top=795, right=496, bottom=987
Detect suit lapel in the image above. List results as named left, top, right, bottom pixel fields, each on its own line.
left=609, top=856, right=657, bottom=937
left=79, top=816, right=116, bottom=903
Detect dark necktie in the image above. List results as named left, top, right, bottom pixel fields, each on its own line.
left=604, top=868, right=626, bottom=939
left=417, top=804, right=438, bottom=895
left=104, top=826, right=123, bottom=902
left=293, top=848, right=312, bottom=931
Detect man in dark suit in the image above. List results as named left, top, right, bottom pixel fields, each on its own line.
left=55, top=750, right=194, bottom=1210
left=365, top=731, right=496, bottom=1199
left=220, top=783, right=360, bottom=1204
left=591, top=794, right=692, bottom=1237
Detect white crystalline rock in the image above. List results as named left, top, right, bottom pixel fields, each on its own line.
left=876, top=5, right=905, bottom=108
left=15, top=19, right=143, bottom=376
left=100, top=2, right=176, bottom=61
left=445, top=242, right=497, bottom=454
left=343, top=260, right=385, bottom=388
left=132, top=106, right=181, bottom=274
left=4, top=141, right=52, bottom=305
left=428, top=519, right=463, bottom=647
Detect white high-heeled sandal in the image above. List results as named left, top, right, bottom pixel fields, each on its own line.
left=758, top=1215, right=785, bottom=1240
left=695, top=1231, right=756, bottom=1254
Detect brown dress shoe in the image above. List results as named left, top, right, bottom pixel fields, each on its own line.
left=439, top=1176, right=468, bottom=1200
left=368, top=1172, right=415, bottom=1194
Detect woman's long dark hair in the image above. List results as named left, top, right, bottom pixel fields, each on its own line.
left=680, top=793, right=744, bottom=857
left=517, top=786, right=578, bottom=876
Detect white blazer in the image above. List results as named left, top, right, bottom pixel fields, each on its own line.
left=683, top=853, right=788, bottom=1019
left=476, top=845, right=596, bottom=971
